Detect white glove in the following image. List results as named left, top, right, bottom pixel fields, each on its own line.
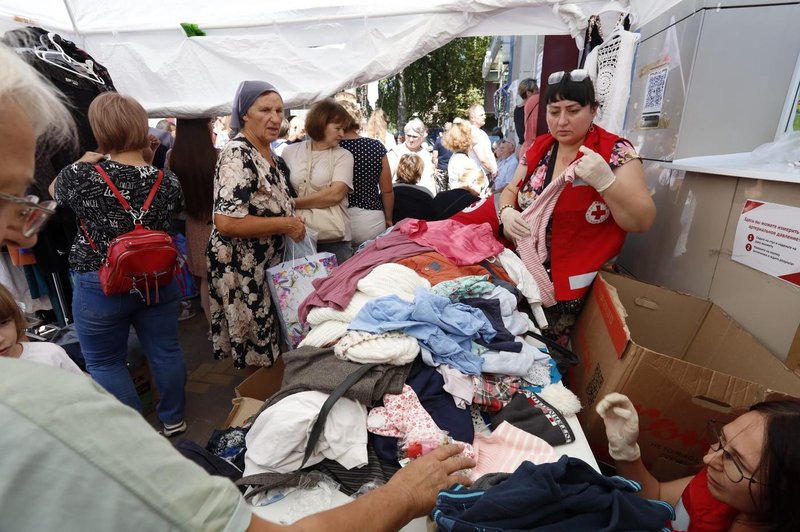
left=500, top=206, right=530, bottom=242
left=575, top=146, right=616, bottom=193
left=595, top=392, right=641, bottom=462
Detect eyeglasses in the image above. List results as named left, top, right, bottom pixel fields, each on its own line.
left=548, top=69, right=590, bottom=85
left=0, top=192, right=57, bottom=237
left=707, top=420, right=765, bottom=486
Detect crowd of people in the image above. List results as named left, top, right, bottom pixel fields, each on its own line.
left=0, top=38, right=798, bottom=532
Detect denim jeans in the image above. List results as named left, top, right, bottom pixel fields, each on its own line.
left=71, top=271, right=186, bottom=425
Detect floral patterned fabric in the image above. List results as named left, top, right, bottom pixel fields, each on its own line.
left=207, top=134, right=295, bottom=368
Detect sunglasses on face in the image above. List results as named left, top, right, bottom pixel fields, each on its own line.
left=0, top=192, right=57, bottom=237
left=548, top=69, right=590, bottom=85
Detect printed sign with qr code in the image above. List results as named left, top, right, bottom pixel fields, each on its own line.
left=643, top=65, right=669, bottom=114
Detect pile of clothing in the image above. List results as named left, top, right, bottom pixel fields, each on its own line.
left=238, top=219, right=588, bottom=515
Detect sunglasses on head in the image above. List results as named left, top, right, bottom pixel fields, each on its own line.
left=548, top=69, right=590, bottom=85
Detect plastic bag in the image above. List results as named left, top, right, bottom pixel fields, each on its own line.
left=750, top=131, right=800, bottom=164
left=280, top=472, right=340, bottom=523
left=283, top=228, right=318, bottom=262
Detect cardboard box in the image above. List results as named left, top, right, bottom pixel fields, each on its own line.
left=129, top=361, right=158, bottom=415
left=234, top=355, right=285, bottom=401
left=224, top=397, right=265, bottom=428
left=571, top=272, right=800, bottom=480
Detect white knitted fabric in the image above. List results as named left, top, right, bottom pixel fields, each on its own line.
left=583, top=28, right=640, bottom=135
left=538, top=381, right=582, bottom=417
left=357, top=263, right=430, bottom=301
left=334, top=330, right=420, bottom=365
left=306, top=291, right=372, bottom=325
left=299, top=320, right=349, bottom=348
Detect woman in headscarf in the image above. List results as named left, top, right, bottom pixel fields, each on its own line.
left=207, top=81, right=305, bottom=370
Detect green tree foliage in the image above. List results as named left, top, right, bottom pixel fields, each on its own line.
left=377, top=36, right=491, bottom=132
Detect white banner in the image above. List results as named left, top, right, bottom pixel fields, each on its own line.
left=732, top=199, right=800, bottom=287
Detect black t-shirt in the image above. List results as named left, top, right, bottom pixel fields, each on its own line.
left=392, top=184, right=435, bottom=223
left=433, top=138, right=453, bottom=172
left=514, top=106, right=525, bottom=144
left=55, top=160, right=184, bottom=272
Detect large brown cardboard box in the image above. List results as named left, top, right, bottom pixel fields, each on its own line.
left=571, top=272, right=800, bottom=480
left=224, top=356, right=284, bottom=428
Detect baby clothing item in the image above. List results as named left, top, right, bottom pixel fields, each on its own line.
left=334, top=330, right=419, bottom=365
left=367, top=385, right=475, bottom=460
left=431, top=275, right=496, bottom=303
left=437, top=365, right=474, bottom=409
left=472, top=374, right=521, bottom=413
left=468, top=421, right=558, bottom=480
left=244, top=391, right=368, bottom=476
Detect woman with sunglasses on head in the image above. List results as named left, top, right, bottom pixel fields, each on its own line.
left=497, top=69, right=655, bottom=348
left=597, top=393, right=800, bottom=531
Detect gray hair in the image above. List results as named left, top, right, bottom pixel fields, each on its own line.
left=0, top=42, right=76, bottom=146
left=404, top=118, right=427, bottom=137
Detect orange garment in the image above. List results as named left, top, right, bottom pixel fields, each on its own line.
left=7, top=245, right=37, bottom=266
left=396, top=251, right=512, bottom=286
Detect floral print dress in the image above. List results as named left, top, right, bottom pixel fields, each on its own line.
left=207, top=135, right=294, bottom=368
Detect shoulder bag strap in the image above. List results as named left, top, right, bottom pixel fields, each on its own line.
left=299, top=362, right=378, bottom=469
left=93, top=164, right=163, bottom=214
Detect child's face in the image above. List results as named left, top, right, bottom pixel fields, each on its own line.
left=0, top=316, right=19, bottom=357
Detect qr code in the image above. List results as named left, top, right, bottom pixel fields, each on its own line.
left=644, top=67, right=668, bottom=112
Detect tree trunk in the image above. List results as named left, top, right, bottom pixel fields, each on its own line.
left=397, top=70, right=407, bottom=128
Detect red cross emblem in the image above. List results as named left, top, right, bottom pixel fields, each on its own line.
left=585, top=201, right=610, bottom=224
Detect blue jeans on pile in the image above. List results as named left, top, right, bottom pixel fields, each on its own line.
left=71, top=271, right=186, bottom=425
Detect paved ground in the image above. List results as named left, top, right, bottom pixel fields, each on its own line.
left=142, top=299, right=247, bottom=445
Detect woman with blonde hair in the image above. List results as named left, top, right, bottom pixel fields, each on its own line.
left=366, top=107, right=396, bottom=148
left=442, top=119, right=484, bottom=194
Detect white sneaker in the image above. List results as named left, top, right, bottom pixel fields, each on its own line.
left=159, top=420, right=187, bottom=437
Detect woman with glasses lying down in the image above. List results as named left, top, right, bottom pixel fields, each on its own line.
left=496, top=69, right=656, bottom=349
left=597, top=393, right=800, bottom=531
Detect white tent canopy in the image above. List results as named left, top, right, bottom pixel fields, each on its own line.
left=0, top=0, right=680, bottom=116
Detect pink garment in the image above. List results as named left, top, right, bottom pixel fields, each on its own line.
left=368, top=385, right=475, bottom=459
left=513, top=163, right=576, bottom=307
left=399, top=219, right=504, bottom=266
left=469, top=421, right=558, bottom=480
left=298, top=228, right=431, bottom=322
left=521, top=94, right=540, bottom=154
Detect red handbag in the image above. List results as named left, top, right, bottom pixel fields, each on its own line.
left=79, top=164, right=178, bottom=303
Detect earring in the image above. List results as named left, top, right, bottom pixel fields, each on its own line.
left=589, top=122, right=595, bottom=132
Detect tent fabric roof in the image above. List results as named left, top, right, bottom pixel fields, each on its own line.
left=0, top=1, right=680, bottom=117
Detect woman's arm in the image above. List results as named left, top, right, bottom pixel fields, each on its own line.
left=379, top=155, right=394, bottom=226
left=214, top=213, right=305, bottom=241
left=601, top=159, right=656, bottom=233
left=294, top=181, right=349, bottom=209
left=614, top=458, right=692, bottom=506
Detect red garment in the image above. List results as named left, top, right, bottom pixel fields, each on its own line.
left=671, top=468, right=738, bottom=532
left=519, top=126, right=628, bottom=302
left=520, top=93, right=540, bottom=154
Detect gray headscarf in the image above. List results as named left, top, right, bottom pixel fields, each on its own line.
left=229, top=80, right=280, bottom=135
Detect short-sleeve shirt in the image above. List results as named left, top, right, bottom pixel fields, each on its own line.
left=517, top=139, right=639, bottom=211
left=282, top=141, right=354, bottom=198
left=55, top=160, right=183, bottom=272
left=0, top=357, right=251, bottom=532
left=340, top=137, right=387, bottom=211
